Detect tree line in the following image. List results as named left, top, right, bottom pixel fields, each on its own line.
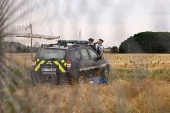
left=119, top=32, right=170, bottom=53
left=3, top=42, right=46, bottom=53
left=5, top=31, right=169, bottom=53
left=4, top=41, right=120, bottom=53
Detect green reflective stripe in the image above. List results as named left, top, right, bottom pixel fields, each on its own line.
left=34, top=60, right=45, bottom=71
left=54, top=61, right=66, bottom=73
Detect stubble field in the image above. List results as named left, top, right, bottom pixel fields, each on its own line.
left=5, top=53, right=170, bottom=69
left=1, top=53, right=170, bottom=113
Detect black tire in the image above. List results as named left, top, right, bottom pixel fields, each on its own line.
left=78, top=72, right=86, bottom=85
left=58, top=74, right=69, bottom=85
left=102, top=66, right=110, bottom=78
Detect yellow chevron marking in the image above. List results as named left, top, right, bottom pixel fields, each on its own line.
left=61, top=60, right=65, bottom=63
left=34, top=60, right=45, bottom=71
left=35, top=61, right=36, bottom=65
left=64, top=62, right=66, bottom=67
left=54, top=61, right=66, bottom=73
left=37, top=59, right=39, bottom=62
left=46, top=62, right=52, bottom=65
left=61, top=60, right=66, bottom=67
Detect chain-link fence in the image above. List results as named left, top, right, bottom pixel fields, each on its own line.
left=1, top=0, right=170, bottom=113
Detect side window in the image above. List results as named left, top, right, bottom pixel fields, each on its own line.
left=88, top=49, right=98, bottom=60
left=75, top=50, right=81, bottom=60
left=81, top=49, right=90, bottom=60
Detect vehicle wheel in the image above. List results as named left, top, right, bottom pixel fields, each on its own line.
left=79, top=72, right=86, bottom=85
left=102, top=66, right=109, bottom=77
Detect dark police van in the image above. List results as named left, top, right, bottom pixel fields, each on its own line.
left=31, top=40, right=110, bottom=85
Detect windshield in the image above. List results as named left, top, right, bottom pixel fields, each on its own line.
left=39, top=49, right=65, bottom=59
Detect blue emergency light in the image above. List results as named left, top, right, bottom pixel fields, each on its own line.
left=57, top=40, right=89, bottom=44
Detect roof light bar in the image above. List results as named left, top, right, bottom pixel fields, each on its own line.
left=57, top=40, right=89, bottom=44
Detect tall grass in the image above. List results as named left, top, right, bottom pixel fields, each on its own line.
left=2, top=78, right=170, bottom=113
left=1, top=53, right=170, bottom=113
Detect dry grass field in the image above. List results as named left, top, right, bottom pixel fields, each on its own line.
left=4, top=53, right=170, bottom=69
left=4, top=53, right=36, bottom=68
left=104, top=53, right=170, bottom=70
left=1, top=53, right=170, bottom=113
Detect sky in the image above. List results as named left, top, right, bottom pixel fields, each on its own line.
left=5, top=0, right=170, bottom=48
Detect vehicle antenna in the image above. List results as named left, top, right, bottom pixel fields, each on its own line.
left=49, top=29, right=54, bottom=37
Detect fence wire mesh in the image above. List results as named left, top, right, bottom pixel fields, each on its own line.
left=1, top=0, right=170, bottom=113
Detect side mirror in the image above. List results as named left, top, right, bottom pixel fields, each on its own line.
left=97, top=56, right=103, bottom=60
left=34, top=48, right=39, bottom=53
left=93, top=57, right=98, bottom=61
left=93, top=57, right=102, bottom=61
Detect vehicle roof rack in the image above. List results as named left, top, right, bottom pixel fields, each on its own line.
left=46, top=40, right=89, bottom=48
left=57, top=40, right=89, bottom=47
left=47, top=44, right=58, bottom=47
left=58, top=40, right=88, bottom=44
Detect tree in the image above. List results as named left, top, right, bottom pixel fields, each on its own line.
left=111, top=46, right=119, bottom=53
left=41, top=44, right=44, bottom=48
left=15, top=42, right=22, bottom=52
left=119, top=32, right=170, bottom=53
